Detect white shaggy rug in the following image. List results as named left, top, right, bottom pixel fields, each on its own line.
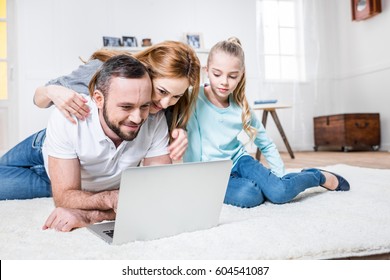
left=1, top=164, right=390, bottom=260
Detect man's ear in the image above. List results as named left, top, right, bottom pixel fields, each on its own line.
left=93, top=90, right=104, bottom=109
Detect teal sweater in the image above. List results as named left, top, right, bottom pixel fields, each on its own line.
left=184, top=86, right=285, bottom=177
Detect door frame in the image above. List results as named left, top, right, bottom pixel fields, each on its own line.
left=0, top=0, right=17, bottom=155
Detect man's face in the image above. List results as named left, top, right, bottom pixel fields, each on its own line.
left=98, top=75, right=152, bottom=142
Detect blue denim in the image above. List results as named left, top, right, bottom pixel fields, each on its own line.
left=224, top=155, right=325, bottom=208
left=0, top=129, right=52, bottom=200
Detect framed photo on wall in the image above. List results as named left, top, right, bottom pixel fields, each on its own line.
left=185, top=33, right=203, bottom=49
left=122, top=36, right=138, bottom=47
left=351, top=0, right=382, bottom=21
left=103, top=36, right=122, bottom=47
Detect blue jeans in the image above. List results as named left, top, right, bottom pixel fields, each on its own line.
left=0, top=129, right=52, bottom=200
left=224, top=155, right=325, bottom=208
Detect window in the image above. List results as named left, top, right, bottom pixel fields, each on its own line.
left=0, top=0, right=7, bottom=100
left=258, top=0, right=306, bottom=81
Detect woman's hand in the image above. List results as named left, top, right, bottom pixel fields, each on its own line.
left=35, top=85, right=90, bottom=124
left=47, top=85, right=90, bottom=124
left=168, top=128, right=188, bottom=161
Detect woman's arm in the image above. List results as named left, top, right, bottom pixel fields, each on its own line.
left=33, top=59, right=102, bottom=123
left=34, top=85, right=54, bottom=108
left=34, top=85, right=90, bottom=124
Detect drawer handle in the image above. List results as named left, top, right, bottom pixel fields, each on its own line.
left=355, top=122, right=369, bottom=128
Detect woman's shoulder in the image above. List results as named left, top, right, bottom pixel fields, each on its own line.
left=148, top=110, right=166, bottom=123
left=84, top=59, right=103, bottom=70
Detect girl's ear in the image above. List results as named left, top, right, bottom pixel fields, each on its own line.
left=93, top=90, right=104, bottom=109
left=204, top=66, right=209, bottom=78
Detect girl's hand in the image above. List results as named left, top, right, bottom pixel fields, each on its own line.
left=168, top=128, right=188, bottom=161
left=46, top=85, right=90, bottom=124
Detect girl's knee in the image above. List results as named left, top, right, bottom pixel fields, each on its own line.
left=224, top=180, right=265, bottom=208
left=265, top=191, right=291, bottom=204
left=224, top=196, right=265, bottom=208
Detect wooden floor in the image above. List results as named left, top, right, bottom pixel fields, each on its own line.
left=260, top=150, right=390, bottom=260
left=258, top=151, right=390, bottom=170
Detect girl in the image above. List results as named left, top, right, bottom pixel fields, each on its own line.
left=183, top=37, right=349, bottom=208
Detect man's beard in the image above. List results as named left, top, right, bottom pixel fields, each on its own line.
left=103, top=103, right=145, bottom=141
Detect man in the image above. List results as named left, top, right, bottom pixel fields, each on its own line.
left=40, top=55, right=171, bottom=231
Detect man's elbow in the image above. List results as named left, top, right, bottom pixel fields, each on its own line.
left=51, top=189, right=73, bottom=208
left=52, top=195, right=66, bottom=207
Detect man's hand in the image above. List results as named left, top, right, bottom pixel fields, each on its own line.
left=108, top=189, right=119, bottom=213
left=42, top=207, right=92, bottom=232
left=168, top=128, right=188, bottom=161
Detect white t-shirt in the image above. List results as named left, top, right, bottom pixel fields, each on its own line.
left=42, top=97, right=169, bottom=192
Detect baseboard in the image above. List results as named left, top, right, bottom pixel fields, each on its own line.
left=265, top=144, right=388, bottom=153
left=379, top=144, right=390, bottom=152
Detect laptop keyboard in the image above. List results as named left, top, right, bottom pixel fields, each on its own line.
left=103, top=229, right=114, bottom=238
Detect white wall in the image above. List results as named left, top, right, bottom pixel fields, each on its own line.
left=12, top=0, right=259, bottom=144
left=8, top=0, right=390, bottom=152
left=331, top=0, right=390, bottom=151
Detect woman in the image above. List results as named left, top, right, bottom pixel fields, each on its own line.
left=34, top=41, right=201, bottom=159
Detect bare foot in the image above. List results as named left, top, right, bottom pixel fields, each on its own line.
left=321, top=171, right=339, bottom=190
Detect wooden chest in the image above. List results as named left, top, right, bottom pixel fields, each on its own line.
left=313, top=113, right=380, bottom=151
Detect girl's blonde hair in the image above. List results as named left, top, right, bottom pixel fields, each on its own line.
left=90, top=41, right=201, bottom=134
left=208, top=37, right=257, bottom=140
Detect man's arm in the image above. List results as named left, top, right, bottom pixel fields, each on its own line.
left=42, top=207, right=116, bottom=232
left=143, top=154, right=172, bottom=166
left=48, top=156, right=118, bottom=211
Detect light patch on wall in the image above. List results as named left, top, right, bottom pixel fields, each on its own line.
left=0, top=22, right=6, bottom=59
left=0, top=62, right=6, bottom=99
left=0, top=0, right=7, bottom=100
left=0, top=0, right=6, bottom=18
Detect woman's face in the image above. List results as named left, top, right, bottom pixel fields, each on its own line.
left=149, top=77, right=190, bottom=114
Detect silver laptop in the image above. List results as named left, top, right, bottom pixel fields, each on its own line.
left=87, top=160, right=232, bottom=245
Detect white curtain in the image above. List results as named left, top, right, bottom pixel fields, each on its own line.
left=255, top=0, right=325, bottom=151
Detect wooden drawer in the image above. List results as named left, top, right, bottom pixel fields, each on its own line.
left=314, top=113, right=380, bottom=151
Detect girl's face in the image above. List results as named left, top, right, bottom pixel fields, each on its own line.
left=149, top=77, right=190, bottom=114
left=206, top=51, right=243, bottom=104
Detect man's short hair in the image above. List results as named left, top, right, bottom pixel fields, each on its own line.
left=89, top=54, right=150, bottom=97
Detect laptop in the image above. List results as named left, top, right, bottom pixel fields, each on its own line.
left=87, top=159, right=232, bottom=245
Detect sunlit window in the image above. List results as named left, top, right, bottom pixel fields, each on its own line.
left=258, top=0, right=306, bottom=82
left=0, top=0, right=7, bottom=100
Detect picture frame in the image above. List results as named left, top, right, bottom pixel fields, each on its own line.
left=351, top=0, right=382, bottom=21
left=185, top=33, right=203, bottom=49
left=122, top=36, right=138, bottom=47
left=103, top=36, right=122, bottom=47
